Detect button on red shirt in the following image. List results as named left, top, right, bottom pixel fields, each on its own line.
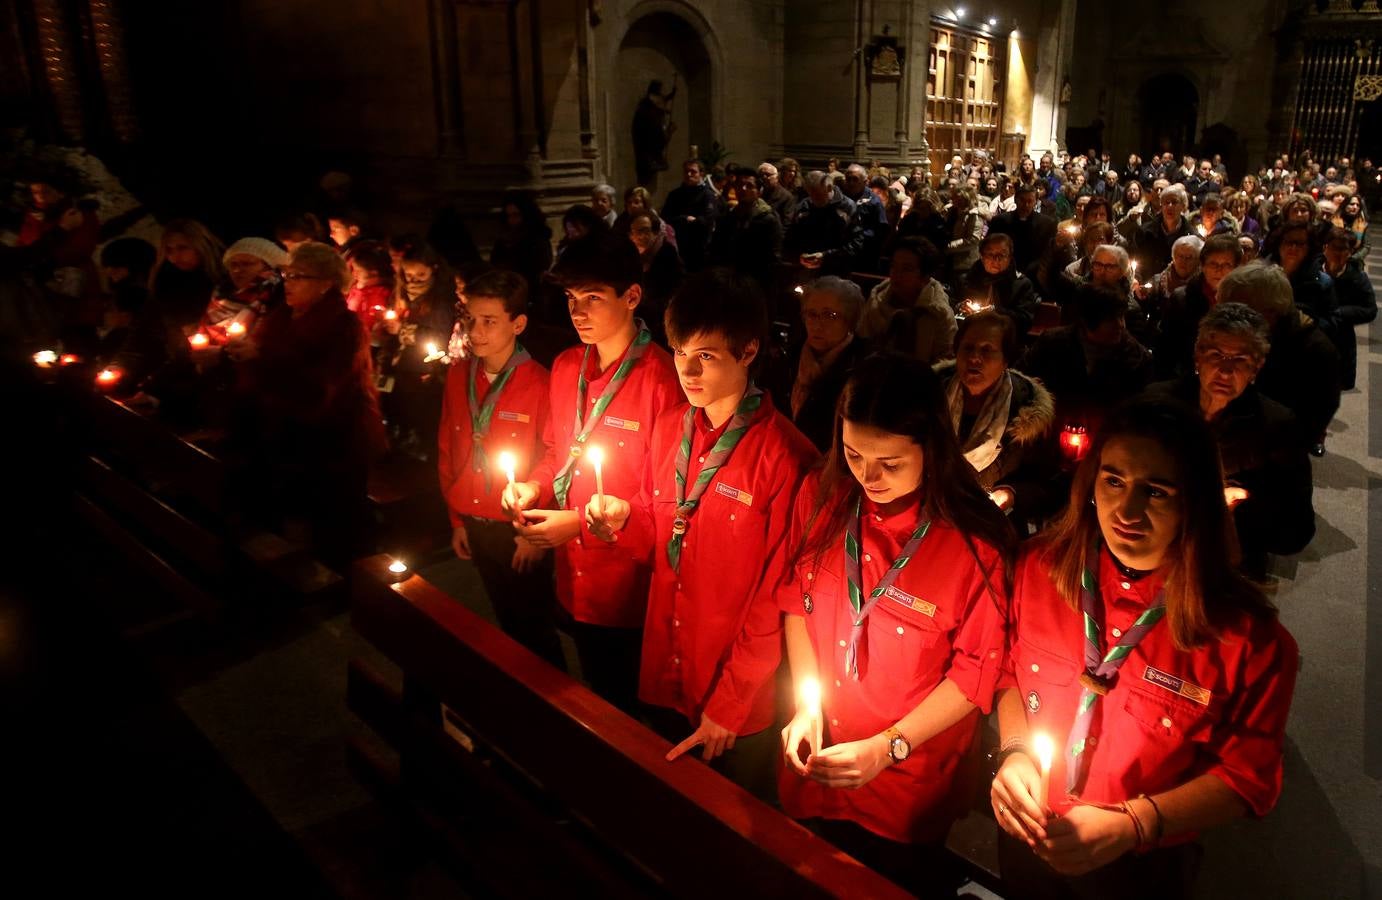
left=619, top=399, right=818, bottom=735
left=774, top=473, right=1009, bottom=844
left=1003, top=544, right=1298, bottom=822
left=528, top=337, right=681, bottom=627
left=438, top=355, right=551, bottom=524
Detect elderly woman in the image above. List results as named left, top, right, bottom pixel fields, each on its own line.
left=197, top=238, right=288, bottom=346
left=1154, top=234, right=1244, bottom=378
left=1056, top=222, right=1118, bottom=304
left=944, top=185, right=986, bottom=280
left=858, top=236, right=956, bottom=364
left=935, top=310, right=1056, bottom=525
left=1132, top=183, right=1192, bottom=275
left=1225, top=192, right=1262, bottom=240
left=1218, top=261, right=1340, bottom=455
left=1138, top=233, right=1202, bottom=320
left=1147, top=303, right=1315, bottom=577
left=231, top=241, right=385, bottom=565
left=785, top=276, right=871, bottom=451
left=956, top=233, right=1040, bottom=335
left=626, top=208, right=683, bottom=344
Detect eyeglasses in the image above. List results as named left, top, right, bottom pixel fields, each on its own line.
left=282, top=272, right=325, bottom=282
left=1197, top=348, right=1258, bottom=371
left=802, top=308, right=843, bottom=323
left=1090, top=261, right=1124, bottom=272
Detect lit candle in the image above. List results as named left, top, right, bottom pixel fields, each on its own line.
left=793, top=284, right=805, bottom=295
left=33, top=350, right=57, bottom=367
left=1224, top=486, right=1249, bottom=508
left=1059, top=424, right=1090, bottom=462
left=586, top=445, right=606, bottom=511
left=1032, top=732, right=1055, bottom=809
left=799, top=676, right=823, bottom=757
left=226, top=321, right=247, bottom=339
left=499, top=451, right=517, bottom=488
left=1130, top=260, right=1138, bottom=278
left=384, top=309, right=398, bottom=321
left=59, top=353, right=80, bottom=366
left=189, top=332, right=209, bottom=349
left=96, top=367, right=121, bottom=389
left=386, top=558, right=408, bottom=582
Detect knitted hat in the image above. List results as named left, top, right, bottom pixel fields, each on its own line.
left=223, top=237, right=290, bottom=269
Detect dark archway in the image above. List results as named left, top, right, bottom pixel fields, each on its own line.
left=1137, top=73, right=1198, bottom=158
left=613, top=12, right=713, bottom=201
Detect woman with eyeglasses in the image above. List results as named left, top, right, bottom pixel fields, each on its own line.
left=990, top=396, right=1297, bottom=900
left=1147, top=303, right=1315, bottom=577
left=1153, top=235, right=1244, bottom=379
left=785, top=276, right=871, bottom=451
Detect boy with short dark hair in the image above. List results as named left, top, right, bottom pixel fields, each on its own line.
left=587, top=268, right=818, bottom=796
left=438, top=269, right=563, bottom=667
left=505, top=234, right=681, bottom=711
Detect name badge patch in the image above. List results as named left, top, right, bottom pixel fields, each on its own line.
left=603, top=415, right=641, bottom=432
left=884, top=586, right=936, bottom=617
left=497, top=410, right=530, bottom=423
left=1142, top=665, right=1211, bottom=706
left=714, top=483, right=754, bottom=507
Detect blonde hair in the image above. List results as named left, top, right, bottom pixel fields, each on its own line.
left=151, top=219, right=225, bottom=289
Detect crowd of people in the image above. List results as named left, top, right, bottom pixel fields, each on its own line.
left=9, top=142, right=1376, bottom=899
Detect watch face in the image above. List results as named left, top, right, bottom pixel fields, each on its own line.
left=891, top=735, right=911, bottom=761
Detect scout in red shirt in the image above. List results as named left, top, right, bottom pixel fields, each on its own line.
left=585, top=269, right=818, bottom=798
left=774, top=353, right=1017, bottom=893
left=990, top=398, right=1298, bottom=900
left=504, top=234, right=681, bottom=712
left=437, top=270, right=563, bottom=668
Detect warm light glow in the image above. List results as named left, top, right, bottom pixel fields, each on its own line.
left=793, top=285, right=804, bottom=295
left=96, top=368, right=120, bottom=385
left=1224, top=486, right=1249, bottom=508
left=955, top=5, right=966, bottom=16
left=59, top=354, right=80, bottom=366
left=498, top=451, right=517, bottom=485
left=1060, top=425, right=1090, bottom=462
left=963, top=299, right=992, bottom=315
left=988, top=16, right=998, bottom=25
left=1196, top=225, right=1207, bottom=237
left=33, top=350, right=57, bottom=366
left=226, top=321, right=247, bottom=337
left=189, top=333, right=209, bottom=348
left=1033, top=732, right=1055, bottom=774
left=1064, top=224, right=1079, bottom=236
left=799, top=676, right=821, bottom=716
left=387, top=559, right=408, bottom=575
left=384, top=309, right=398, bottom=321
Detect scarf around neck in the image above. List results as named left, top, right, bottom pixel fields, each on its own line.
left=947, top=369, right=1013, bottom=474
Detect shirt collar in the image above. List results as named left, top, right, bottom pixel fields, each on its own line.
left=1097, top=544, right=1168, bottom=608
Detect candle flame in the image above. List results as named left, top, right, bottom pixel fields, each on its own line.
left=33, top=350, right=57, bottom=366
left=1033, top=732, right=1055, bottom=773
left=189, top=333, right=209, bottom=348
left=799, top=676, right=821, bottom=715
left=96, top=368, right=120, bottom=384
left=227, top=321, right=247, bottom=336
left=426, top=342, right=438, bottom=357
left=59, top=353, right=80, bottom=366
left=387, top=559, right=408, bottom=575
left=586, top=446, right=604, bottom=468
left=793, top=285, right=805, bottom=295
left=384, top=309, right=398, bottom=320
left=498, top=451, right=517, bottom=480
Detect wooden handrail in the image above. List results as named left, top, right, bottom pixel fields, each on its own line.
left=350, top=554, right=913, bottom=899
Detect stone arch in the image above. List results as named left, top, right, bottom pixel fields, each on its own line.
left=609, top=2, right=721, bottom=200
left=1137, top=72, right=1200, bottom=158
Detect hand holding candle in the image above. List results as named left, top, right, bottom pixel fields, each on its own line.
left=498, top=451, right=528, bottom=525
left=586, top=445, right=606, bottom=511
left=799, top=676, right=823, bottom=759
left=189, top=332, right=210, bottom=349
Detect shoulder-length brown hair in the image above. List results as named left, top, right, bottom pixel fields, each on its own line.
left=1035, top=397, right=1275, bottom=650
left=151, top=218, right=225, bottom=289
left=794, top=351, right=1017, bottom=602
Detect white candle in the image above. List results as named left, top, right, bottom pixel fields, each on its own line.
left=800, top=676, right=823, bottom=757
left=587, top=445, right=606, bottom=511
left=33, top=350, right=57, bottom=367
left=189, top=332, right=209, bottom=349
left=226, top=321, right=247, bottom=339
left=1033, top=732, right=1054, bottom=809
left=499, top=451, right=517, bottom=488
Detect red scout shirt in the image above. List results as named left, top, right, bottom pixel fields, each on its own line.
left=528, top=337, right=681, bottom=627
left=1004, top=545, right=1298, bottom=824
left=617, top=399, right=818, bottom=736
left=437, top=354, right=551, bottom=525
left=775, top=473, right=1008, bottom=844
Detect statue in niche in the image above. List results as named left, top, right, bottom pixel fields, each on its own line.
left=633, top=75, right=678, bottom=186
left=866, top=29, right=903, bottom=81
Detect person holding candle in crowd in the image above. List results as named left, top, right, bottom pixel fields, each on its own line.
left=379, top=243, right=456, bottom=461
left=1153, top=235, right=1244, bottom=379
left=343, top=239, right=395, bottom=334
left=775, top=352, right=1016, bottom=894
left=856, top=236, right=956, bottom=365
left=1147, top=303, right=1315, bottom=578
left=503, top=233, right=681, bottom=712
left=956, top=233, right=1040, bottom=336
left=583, top=268, right=817, bottom=798
left=196, top=238, right=288, bottom=348
left=935, top=311, right=1060, bottom=529
left=437, top=269, right=563, bottom=668
left=1132, top=184, right=1192, bottom=277
left=989, top=397, right=1297, bottom=898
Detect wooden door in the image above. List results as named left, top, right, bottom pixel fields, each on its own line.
left=926, top=24, right=1005, bottom=180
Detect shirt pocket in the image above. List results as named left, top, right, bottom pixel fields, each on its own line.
left=1122, top=685, right=1216, bottom=744
left=1015, top=639, right=1080, bottom=689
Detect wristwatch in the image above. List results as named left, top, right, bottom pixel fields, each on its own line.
left=884, top=726, right=911, bottom=763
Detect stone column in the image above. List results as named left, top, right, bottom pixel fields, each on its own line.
left=1027, top=0, right=1076, bottom=159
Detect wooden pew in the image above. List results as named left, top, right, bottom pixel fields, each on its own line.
left=347, top=555, right=915, bottom=899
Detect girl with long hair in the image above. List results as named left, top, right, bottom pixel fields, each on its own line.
left=991, top=397, right=1297, bottom=899
left=776, top=352, right=1016, bottom=893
